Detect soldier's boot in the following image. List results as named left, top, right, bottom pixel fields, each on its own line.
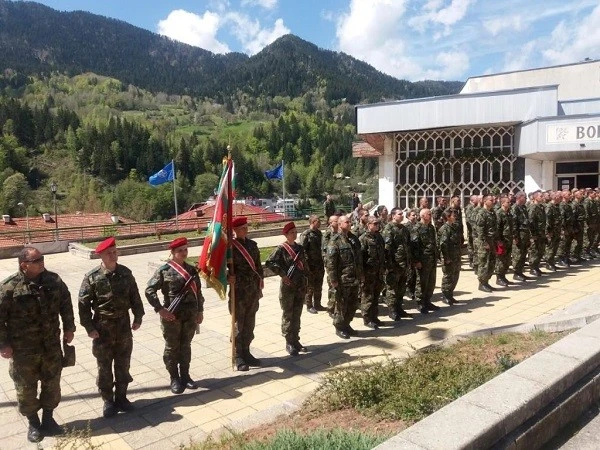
left=180, top=366, right=199, bottom=389
left=441, top=291, right=455, bottom=305
left=314, top=301, right=328, bottom=312
left=169, top=368, right=184, bottom=394
left=244, top=348, right=261, bottom=367
left=114, top=385, right=134, bottom=412
left=41, top=409, right=63, bottom=436
left=26, top=413, right=42, bottom=443
left=102, top=392, right=118, bottom=418
left=306, top=304, right=317, bottom=314
left=495, top=276, right=508, bottom=287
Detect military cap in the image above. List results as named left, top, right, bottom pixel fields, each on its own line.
left=282, top=221, right=296, bottom=234
left=232, top=216, right=248, bottom=228
left=95, top=236, right=116, bottom=254
left=169, top=237, right=188, bottom=250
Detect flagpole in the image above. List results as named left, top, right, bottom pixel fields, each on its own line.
left=226, top=147, right=236, bottom=370
left=172, top=159, right=179, bottom=230
left=282, top=160, right=286, bottom=217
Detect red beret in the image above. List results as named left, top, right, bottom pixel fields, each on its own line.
left=95, top=237, right=116, bottom=254
left=169, top=237, right=188, bottom=250
left=282, top=221, right=296, bottom=235
left=232, top=216, right=248, bottom=228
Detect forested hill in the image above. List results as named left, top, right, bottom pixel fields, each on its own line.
left=0, top=0, right=462, bottom=102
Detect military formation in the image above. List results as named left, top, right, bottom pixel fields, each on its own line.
left=1, top=187, right=599, bottom=442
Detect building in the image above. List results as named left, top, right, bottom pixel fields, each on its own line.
left=354, top=59, right=600, bottom=209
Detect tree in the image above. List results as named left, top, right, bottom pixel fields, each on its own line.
left=193, top=173, right=220, bottom=203
left=2, top=172, right=30, bottom=215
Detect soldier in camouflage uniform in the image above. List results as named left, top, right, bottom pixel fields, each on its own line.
left=448, top=196, right=465, bottom=244
left=322, top=214, right=339, bottom=315
left=410, top=209, right=440, bottom=314
left=360, top=216, right=386, bottom=328
left=557, top=190, right=575, bottom=268
left=475, top=195, right=498, bottom=292
left=583, top=190, right=599, bottom=258
left=326, top=214, right=363, bottom=339
left=571, top=189, right=587, bottom=263
left=527, top=190, right=547, bottom=276
left=431, top=196, right=448, bottom=231
left=0, top=247, right=75, bottom=443
left=405, top=209, right=419, bottom=300
left=511, top=192, right=531, bottom=281
left=300, top=215, right=325, bottom=314
left=438, top=209, right=462, bottom=304
left=495, top=196, right=514, bottom=286
left=79, top=237, right=145, bottom=418
left=352, top=208, right=370, bottom=238
left=544, top=191, right=562, bottom=271
left=145, top=237, right=205, bottom=389
left=382, top=208, right=412, bottom=320
left=464, top=195, right=478, bottom=267
left=266, top=222, right=309, bottom=355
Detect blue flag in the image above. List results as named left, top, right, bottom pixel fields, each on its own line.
left=265, top=162, right=283, bottom=180
left=149, top=161, right=174, bottom=186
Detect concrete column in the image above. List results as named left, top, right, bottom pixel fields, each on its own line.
left=524, top=159, right=543, bottom=193
left=378, top=137, right=396, bottom=208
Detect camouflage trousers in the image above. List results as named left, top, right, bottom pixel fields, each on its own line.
left=528, top=237, right=546, bottom=270
left=544, top=236, right=561, bottom=265
left=383, top=269, right=407, bottom=316
left=415, top=258, right=436, bottom=305
left=584, top=223, right=598, bottom=253
left=512, top=236, right=530, bottom=274
left=92, top=315, right=134, bottom=401
left=571, top=229, right=584, bottom=258
left=441, top=261, right=461, bottom=296
left=229, top=284, right=260, bottom=357
left=557, top=233, right=574, bottom=260
left=9, top=349, right=62, bottom=416
left=361, top=273, right=384, bottom=322
left=333, top=284, right=360, bottom=330
left=161, top=303, right=198, bottom=373
left=305, top=266, right=325, bottom=309
left=494, top=242, right=513, bottom=276
left=279, top=282, right=306, bottom=344
left=466, top=223, right=474, bottom=263
left=476, top=240, right=496, bottom=284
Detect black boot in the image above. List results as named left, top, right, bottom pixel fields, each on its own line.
left=169, top=369, right=184, bottom=394
left=244, top=349, right=261, bottom=367
left=114, top=384, right=134, bottom=412
left=103, top=399, right=118, bottom=418
left=180, top=367, right=199, bottom=389
left=235, top=356, right=249, bottom=371
left=41, top=409, right=63, bottom=436
left=496, top=276, right=508, bottom=287
left=26, top=413, right=42, bottom=443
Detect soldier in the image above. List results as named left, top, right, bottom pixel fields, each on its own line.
left=410, top=209, right=440, bottom=314
left=145, top=237, right=205, bottom=390
left=511, top=192, right=531, bottom=281
left=557, top=190, right=575, bottom=268
left=326, top=214, right=363, bottom=339
left=352, top=208, right=370, bottom=238
left=431, top=196, right=448, bottom=231
left=544, top=191, right=562, bottom=271
left=382, top=207, right=412, bottom=320
left=475, top=195, right=498, bottom=292
left=405, top=209, right=419, bottom=300
left=438, top=209, right=462, bottom=304
left=447, top=196, right=465, bottom=244
left=300, top=215, right=325, bottom=314
left=495, top=196, right=514, bottom=286
left=571, top=189, right=587, bottom=263
left=78, top=237, right=145, bottom=418
left=464, top=195, right=478, bottom=267
left=266, top=222, right=309, bottom=355
left=527, top=190, right=547, bottom=276
left=374, top=205, right=389, bottom=223
left=323, top=194, right=336, bottom=221
left=417, top=196, right=430, bottom=213
left=0, top=248, right=75, bottom=443
left=359, top=216, right=386, bottom=328
left=322, top=214, right=339, bottom=316
left=583, top=190, right=599, bottom=259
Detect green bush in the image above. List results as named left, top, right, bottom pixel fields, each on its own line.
left=242, top=428, right=385, bottom=450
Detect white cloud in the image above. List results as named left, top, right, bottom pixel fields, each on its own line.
left=501, top=40, right=537, bottom=72
left=409, top=0, right=475, bottom=34
left=483, top=15, right=525, bottom=36
left=226, top=13, right=289, bottom=54
left=241, top=0, right=278, bottom=9
left=157, top=9, right=230, bottom=53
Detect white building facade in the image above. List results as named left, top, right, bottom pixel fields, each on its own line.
left=354, top=60, right=600, bottom=209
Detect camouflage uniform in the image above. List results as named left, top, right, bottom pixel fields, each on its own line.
left=438, top=221, right=461, bottom=299
left=495, top=207, right=514, bottom=279
left=359, top=229, right=385, bottom=323
left=410, top=222, right=438, bottom=307
left=475, top=207, right=498, bottom=285
left=382, top=221, right=411, bottom=318
left=527, top=201, right=546, bottom=272
left=431, top=205, right=446, bottom=231
left=557, top=200, right=575, bottom=264
left=266, top=243, right=309, bottom=346
left=145, top=262, right=204, bottom=377
left=544, top=201, right=562, bottom=267
left=469, top=206, right=482, bottom=271
left=0, top=270, right=75, bottom=417
left=300, top=228, right=325, bottom=310
left=326, top=232, right=363, bottom=332
left=447, top=206, right=464, bottom=244
left=464, top=203, right=475, bottom=264
left=352, top=222, right=368, bottom=239
left=405, top=220, right=418, bottom=299
left=511, top=203, right=531, bottom=275
left=322, top=227, right=338, bottom=313
left=571, top=198, right=586, bottom=259
left=79, top=264, right=145, bottom=402
left=583, top=195, right=599, bottom=256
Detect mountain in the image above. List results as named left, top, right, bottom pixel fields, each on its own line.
left=0, top=0, right=462, bottom=103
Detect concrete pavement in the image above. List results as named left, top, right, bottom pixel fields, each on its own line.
left=0, top=237, right=599, bottom=449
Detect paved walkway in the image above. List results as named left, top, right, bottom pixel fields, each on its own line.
left=0, top=238, right=599, bottom=449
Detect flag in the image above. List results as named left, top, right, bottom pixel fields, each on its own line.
left=264, top=162, right=283, bottom=180
left=149, top=161, right=174, bottom=186
left=198, top=158, right=233, bottom=300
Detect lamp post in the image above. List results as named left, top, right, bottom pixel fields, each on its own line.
left=17, top=202, right=30, bottom=244
left=50, top=181, right=58, bottom=241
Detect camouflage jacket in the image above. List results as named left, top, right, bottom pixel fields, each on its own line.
left=410, top=222, right=438, bottom=263
left=571, top=200, right=586, bottom=231
left=299, top=228, right=324, bottom=270
left=78, top=264, right=145, bottom=334
left=265, top=241, right=309, bottom=288
left=326, top=232, right=362, bottom=286
left=431, top=206, right=446, bottom=230
left=511, top=204, right=530, bottom=238
left=322, top=228, right=338, bottom=259
left=145, top=261, right=205, bottom=313
left=475, top=207, right=499, bottom=246
left=351, top=222, right=368, bottom=239
left=583, top=197, right=599, bottom=224
left=446, top=206, right=464, bottom=238
left=545, top=203, right=561, bottom=236
left=0, top=270, right=75, bottom=353
left=560, top=201, right=575, bottom=233
left=438, top=222, right=462, bottom=263
left=230, top=237, right=263, bottom=287
left=359, top=231, right=385, bottom=278
left=496, top=207, right=514, bottom=243
left=382, top=221, right=411, bottom=273
left=527, top=202, right=546, bottom=239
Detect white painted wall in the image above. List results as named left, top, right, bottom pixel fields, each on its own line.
left=524, top=159, right=543, bottom=193
left=378, top=137, right=396, bottom=209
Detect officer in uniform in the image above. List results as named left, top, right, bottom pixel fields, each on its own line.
left=78, top=237, right=145, bottom=418
left=438, top=209, right=462, bottom=304
left=464, top=195, right=479, bottom=267
left=266, top=222, right=309, bottom=355
left=571, top=189, right=587, bottom=263
left=145, top=237, right=204, bottom=391
left=0, top=247, right=75, bottom=443
left=527, top=190, right=547, bottom=276
left=359, top=216, right=385, bottom=328
left=352, top=208, right=370, bottom=238
left=322, top=214, right=339, bottom=316
left=557, top=190, right=575, bottom=268
left=495, top=195, right=514, bottom=286
left=431, top=196, right=448, bottom=231
left=405, top=209, right=419, bottom=301
left=382, top=208, right=411, bottom=320
left=475, top=195, right=498, bottom=292
left=583, top=190, right=599, bottom=258
left=544, top=191, right=562, bottom=271
left=300, top=215, right=325, bottom=314
left=411, top=209, right=440, bottom=314
left=511, top=192, right=531, bottom=281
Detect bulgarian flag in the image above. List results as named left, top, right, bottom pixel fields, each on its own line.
left=198, top=156, right=234, bottom=300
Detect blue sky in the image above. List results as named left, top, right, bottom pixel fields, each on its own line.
left=26, top=0, right=600, bottom=82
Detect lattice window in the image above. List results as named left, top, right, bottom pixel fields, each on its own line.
left=394, top=126, right=525, bottom=209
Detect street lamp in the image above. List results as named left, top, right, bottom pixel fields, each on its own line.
left=17, top=202, right=30, bottom=244
left=50, top=181, right=58, bottom=241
